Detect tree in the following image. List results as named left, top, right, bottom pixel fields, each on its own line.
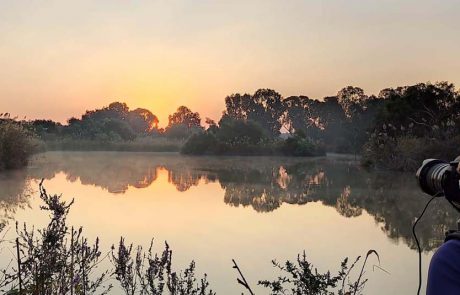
left=102, top=118, right=136, bottom=141
left=223, top=89, right=284, bottom=137
left=127, top=108, right=159, bottom=134
left=167, top=106, right=202, bottom=129
left=337, top=86, right=367, bottom=118
left=217, top=116, right=268, bottom=145
left=165, top=106, right=203, bottom=139
left=249, top=89, right=284, bottom=137
left=82, top=102, right=129, bottom=122
left=108, top=102, right=129, bottom=114
left=315, top=96, right=348, bottom=152
left=374, top=82, right=460, bottom=139
left=282, top=96, right=322, bottom=139
left=224, top=93, right=252, bottom=121
left=205, top=118, right=218, bottom=134
left=363, top=82, right=460, bottom=170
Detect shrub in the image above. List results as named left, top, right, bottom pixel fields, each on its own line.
left=0, top=118, right=40, bottom=171
left=164, top=124, right=202, bottom=140
left=111, top=239, right=215, bottom=295
left=362, top=133, right=460, bottom=171
left=181, top=133, right=220, bottom=155
left=280, top=136, right=326, bottom=157
left=216, top=118, right=268, bottom=144
left=11, top=181, right=112, bottom=294
left=182, top=119, right=325, bottom=157
left=258, top=250, right=379, bottom=295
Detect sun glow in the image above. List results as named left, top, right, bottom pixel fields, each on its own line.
left=1, top=0, right=459, bottom=124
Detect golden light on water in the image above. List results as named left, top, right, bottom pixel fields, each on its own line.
left=0, top=151, right=449, bottom=294
left=7, top=164, right=424, bottom=294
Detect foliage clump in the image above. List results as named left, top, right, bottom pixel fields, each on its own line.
left=280, top=133, right=325, bottom=157
left=362, top=82, right=460, bottom=171
left=0, top=115, right=40, bottom=171
left=258, top=250, right=379, bottom=295
left=111, top=239, right=215, bottom=295
left=9, top=180, right=112, bottom=294
left=182, top=117, right=325, bottom=157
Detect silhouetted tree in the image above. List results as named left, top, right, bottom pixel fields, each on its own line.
left=224, top=89, right=284, bottom=137
left=167, top=106, right=202, bottom=129
left=127, top=108, right=159, bottom=134
left=217, top=116, right=268, bottom=145
left=282, top=96, right=322, bottom=139
left=314, top=97, right=348, bottom=152
left=374, top=82, right=460, bottom=139
left=363, top=82, right=460, bottom=170
left=31, top=120, right=62, bottom=137
left=164, top=106, right=203, bottom=139
left=337, top=86, right=367, bottom=118
left=224, top=93, right=252, bottom=121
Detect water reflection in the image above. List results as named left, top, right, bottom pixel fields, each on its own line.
left=0, top=169, right=31, bottom=226
left=2, top=152, right=458, bottom=251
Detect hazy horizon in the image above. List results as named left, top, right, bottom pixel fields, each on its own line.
left=1, top=0, right=459, bottom=126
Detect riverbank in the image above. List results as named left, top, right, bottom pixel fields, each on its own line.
left=44, top=137, right=184, bottom=152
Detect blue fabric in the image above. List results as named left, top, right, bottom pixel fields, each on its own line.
left=427, top=239, right=460, bottom=295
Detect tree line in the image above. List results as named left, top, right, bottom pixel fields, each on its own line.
left=2, top=81, right=460, bottom=170
left=31, top=103, right=203, bottom=142
left=183, top=81, right=460, bottom=167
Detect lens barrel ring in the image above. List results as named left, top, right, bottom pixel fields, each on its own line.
left=416, top=159, right=446, bottom=196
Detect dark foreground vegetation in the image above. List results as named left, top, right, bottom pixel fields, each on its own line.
left=0, top=183, right=378, bottom=294
left=0, top=115, right=41, bottom=171
left=1, top=81, right=459, bottom=170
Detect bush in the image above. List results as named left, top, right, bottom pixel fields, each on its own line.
left=10, top=181, right=112, bottom=294
left=362, top=133, right=460, bottom=171
left=280, top=136, right=326, bottom=157
left=182, top=118, right=325, bottom=157
left=216, top=118, right=268, bottom=144
left=258, top=250, right=379, bottom=295
left=181, top=133, right=220, bottom=155
left=164, top=124, right=202, bottom=140
left=0, top=119, right=40, bottom=171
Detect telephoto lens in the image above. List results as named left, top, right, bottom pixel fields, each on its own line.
left=416, top=159, right=460, bottom=203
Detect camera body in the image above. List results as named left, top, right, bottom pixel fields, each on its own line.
left=416, top=158, right=460, bottom=204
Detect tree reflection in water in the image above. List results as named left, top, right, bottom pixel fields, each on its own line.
left=0, top=169, right=31, bottom=226
left=4, top=151, right=459, bottom=252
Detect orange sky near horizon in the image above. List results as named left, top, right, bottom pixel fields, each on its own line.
left=1, top=0, right=460, bottom=127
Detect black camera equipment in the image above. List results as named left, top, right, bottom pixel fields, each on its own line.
left=414, top=157, right=460, bottom=295
left=416, top=158, right=460, bottom=204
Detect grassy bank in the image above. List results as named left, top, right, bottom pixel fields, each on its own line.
left=44, top=137, right=184, bottom=152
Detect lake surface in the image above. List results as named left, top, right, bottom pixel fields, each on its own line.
left=0, top=151, right=458, bottom=294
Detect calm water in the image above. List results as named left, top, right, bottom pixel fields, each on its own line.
left=0, top=152, right=458, bottom=294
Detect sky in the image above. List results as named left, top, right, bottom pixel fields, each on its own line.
left=0, top=0, right=459, bottom=126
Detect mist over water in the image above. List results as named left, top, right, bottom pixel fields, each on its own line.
left=0, top=152, right=457, bottom=294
